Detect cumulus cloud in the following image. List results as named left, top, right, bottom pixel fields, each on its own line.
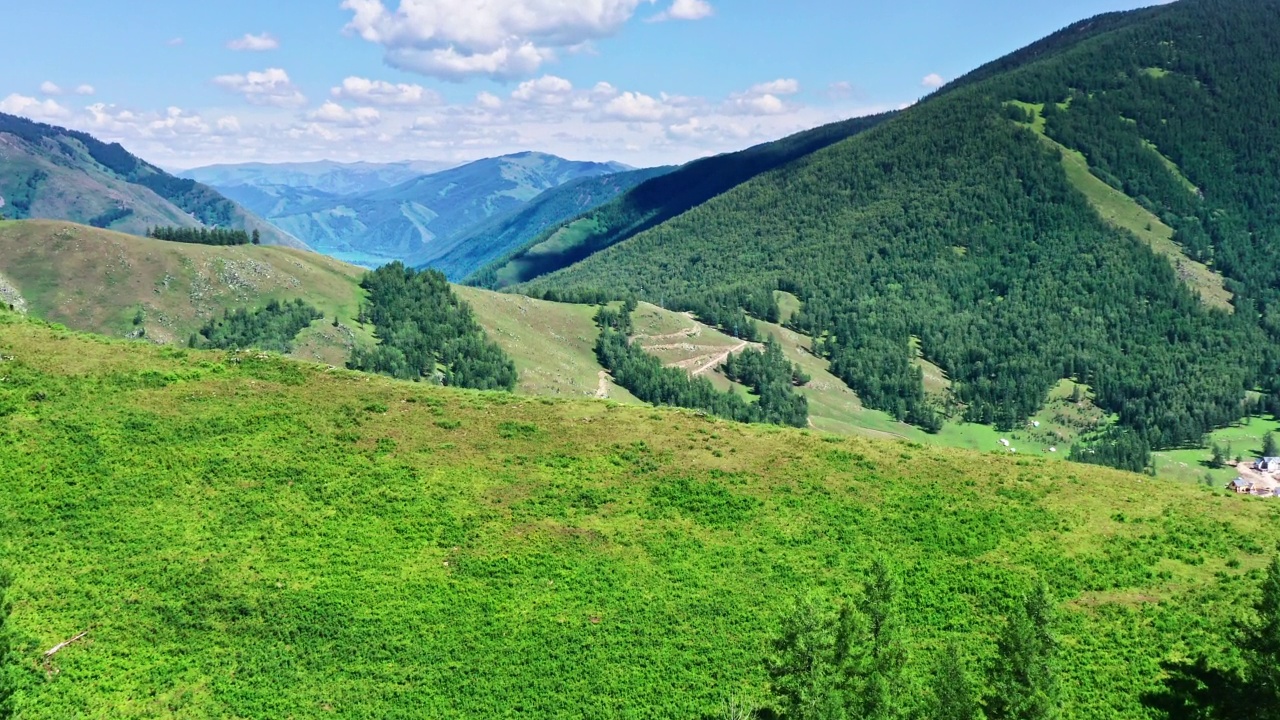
left=75, top=85, right=96, bottom=96
left=921, top=73, right=946, bottom=89
left=511, top=75, right=574, bottom=105
left=649, top=0, right=714, bottom=22
left=228, top=33, right=280, bottom=51
left=40, top=81, right=63, bottom=96
left=0, top=94, right=70, bottom=120
left=476, top=91, right=503, bottom=110
left=341, top=0, right=654, bottom=80
left=309, top=101, right=382, bottom=128
left=604, top=91, right=677, bottom=122
left=723, top=79, right=799, bottom=116
left=331, top=76, right=440, bottom=107
left=213, top=68, right=306, bottom=107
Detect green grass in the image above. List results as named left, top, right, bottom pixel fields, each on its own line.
left=1, top=310, right=1279, bottom=718
left=1154, top=416, right=1280, bottom=485
left=1006, top=102, right=1232, bottom=311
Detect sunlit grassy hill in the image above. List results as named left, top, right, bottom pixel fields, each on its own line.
left=0, top=309, right=1277, bottom=717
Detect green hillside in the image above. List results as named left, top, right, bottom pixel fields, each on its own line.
left=521, top=0, right=1280, bottom=468
left=0, top=113, right=303, bottom=249
left=426, top=166, right=672, bottom=281
left=1, top=308, right=1278, bottom=717
left=0, top=220, right=366, bottom=363
left=469, top=112, right=894, bottom=289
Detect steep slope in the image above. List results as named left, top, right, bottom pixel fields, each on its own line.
left=267, top=152, right=631, bottom=268
left=524, top=0, right=1280, bottom=460
left=422, top=166, right=673, bottom=280
left=469, top=112, right=893, bottom=288
left=1, top=307, right=1276, bottom=718
left=0, top=113, right=306, bottom=249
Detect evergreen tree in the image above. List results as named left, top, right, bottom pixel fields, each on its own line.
left=844, top=559, right=908, bottom=720
left=929, top=644, right=981, bottom=720
left=986, top=584, right=1058, bottom=720
left=251, top=229, right=261, bottom=245
left=1264, top=432, right=1278, bottom=458
left=1239, top=556, right=1280, bottom=711
left=767, top=597, right=843, bottom=720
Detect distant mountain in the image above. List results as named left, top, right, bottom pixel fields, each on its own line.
left=422, top=165, right=673, bottom=281
left=265, top=152, right=632, bottom=268
left=521, top=0, right=1280, bottom=466
left=183, top=160, right=452, bottom=197
left=0, top=113, right=306, bottom=249
left=468, top=113, right=893, bottom=288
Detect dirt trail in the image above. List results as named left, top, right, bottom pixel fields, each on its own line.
left=690, top=341, right=752, bottom=376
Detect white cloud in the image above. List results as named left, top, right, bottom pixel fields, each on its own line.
left=922, top=73, right=946, bottom=89
left=476, top=91, right=503, bottom=110
left=604, top=91, right=676, bottom=122
left=341, top=0, right=654, bottom=80
left=650, top=0, right=713, bottom=22
left=511, top=75, right=574, bottom=105
left=213, top=68, right=307, bottom=107
left=723, top=79, right=800, bottom=116
left=331, top=76, right=440, bottom=107
left=0, top=94, right=71, bottom=120
left=166, top=37, right=185, bottom=47
left=228, top=33, right=280, bottom=51
left=75, top=85, right=96, bottom=96
left=40, top=81, right=63, bottom=96
left=215, top=116, right=242, bottom=134
left=748, top=79, right=799, bottom=96
left=309, top=101, right=382, bottom=128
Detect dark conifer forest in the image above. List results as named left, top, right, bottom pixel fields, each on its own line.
left=520, top=0, right=1280, bottom=468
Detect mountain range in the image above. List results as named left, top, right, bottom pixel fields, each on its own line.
left=0, top=113, right=305, bottom=249
left=194, top=152, right=633, bottom=270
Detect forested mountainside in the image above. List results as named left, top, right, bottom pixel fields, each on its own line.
left=523, top=0, right=1280, bottom=464
left=0, top=113, right=304, bottom=249
left=469, top=112, right=894, bottom=288
left=183, top=160, right=449, bottom=196
left=264, top=152, right=629, bottom=268
left=421, top=166, right=672, bottom=281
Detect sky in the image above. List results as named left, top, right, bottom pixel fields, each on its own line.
left=0, top=0, right=1167, bottom=170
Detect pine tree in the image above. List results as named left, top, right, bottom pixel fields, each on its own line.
left=252, top=229, right=261, bottom=245
left=1264, top=432, right=1278, bottom=458
left=847, top=559, right=908, bottom=720
left=929, top=644, right=980, bottom=720
left=1239, top=556, right=1280, bottom=711
left=986, top=584, right=1058, bottom=720
left=767, top=597, right=842, bottom=720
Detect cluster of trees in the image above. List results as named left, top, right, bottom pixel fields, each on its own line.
left=189, top=298, right=323, bottom=353
left=1069, top=427, right=1153, bottom=474
left=348, top=263, right=517, bottom=391
left=519, top=0, right=1280, bottom=469
left=87, top=206, right=134, bottom=229
left=147, top=226, right=258, bottom=246
left=757, top=561, right=1057, bottom=720
left=594, top=304, right=808, bottom=428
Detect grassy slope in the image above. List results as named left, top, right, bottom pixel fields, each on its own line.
left=1008, top=101, right=1232, bottom=311
left=1, top=311, right=1278, bottom=718
left=0, top=220, right=365, bottom=351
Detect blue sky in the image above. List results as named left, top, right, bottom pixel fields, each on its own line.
left=1, top=0, right=1165, bottom=169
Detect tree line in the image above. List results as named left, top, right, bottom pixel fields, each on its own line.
left=348, top=263, right=517, bottom=391
left=738, top=554, right=1280, bottom=720
left=147, top=226, right=258, bottom=246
